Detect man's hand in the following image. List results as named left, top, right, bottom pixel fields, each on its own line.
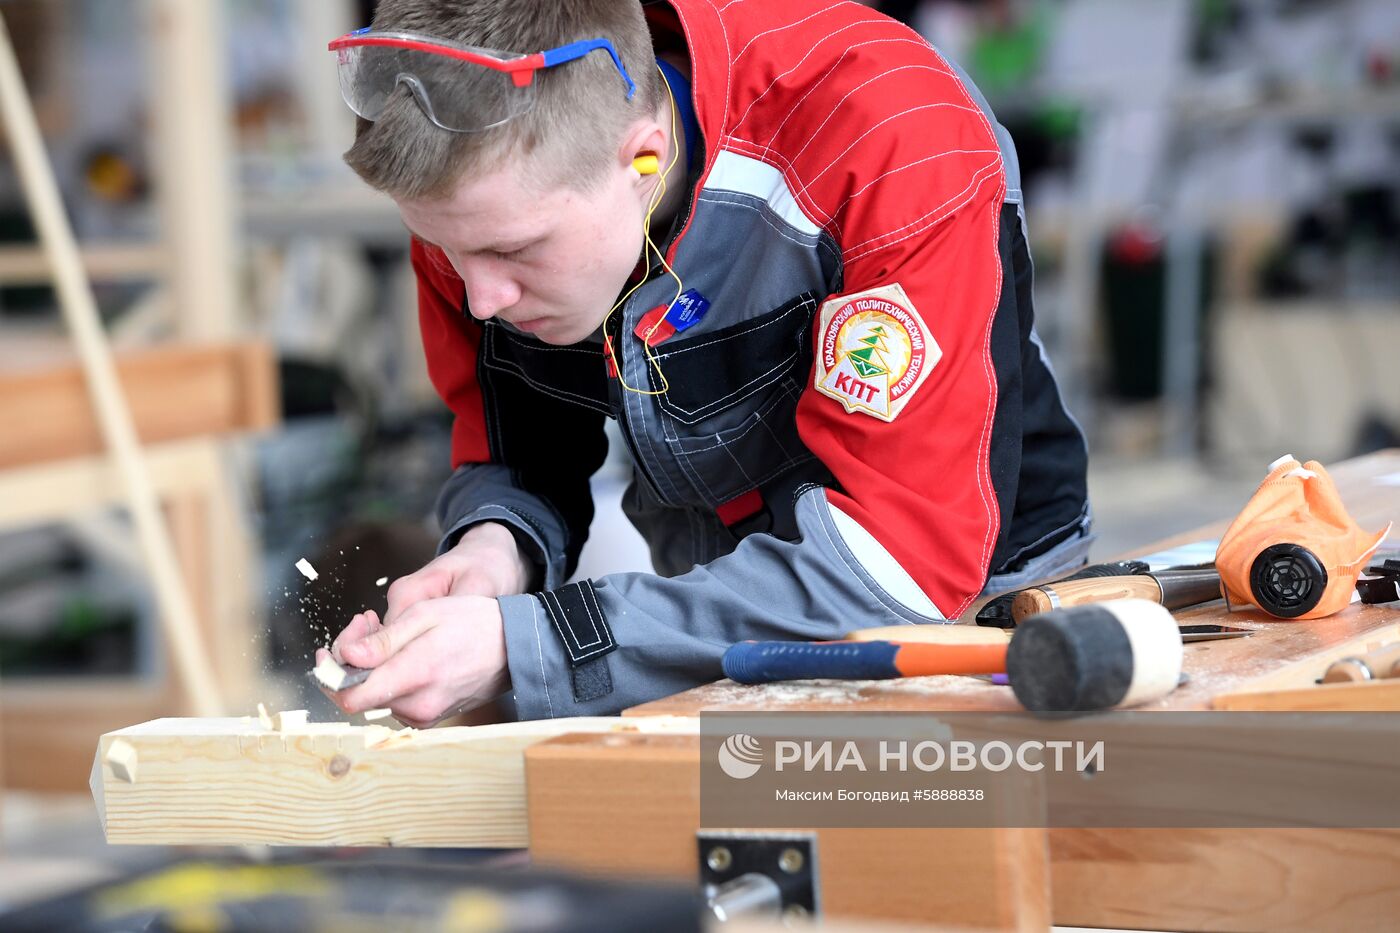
left=320, top=595, right=509, bottom=728
left=382, top=521, right=534, bottom=626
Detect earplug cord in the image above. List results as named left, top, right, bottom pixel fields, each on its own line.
left=602, top=65, right=685, bottom=397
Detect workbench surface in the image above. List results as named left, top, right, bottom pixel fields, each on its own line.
left=625, top=449, right=1400, bottom=717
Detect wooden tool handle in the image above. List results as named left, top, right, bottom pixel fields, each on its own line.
left=1321, top=642, right=1400, bottom=683
left=1011, top=577, right=1164, bottom=622
left=845, top=624, right=1011, bottom=645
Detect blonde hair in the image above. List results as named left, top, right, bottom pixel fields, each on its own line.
left=344, top=0, right=661, bottom=199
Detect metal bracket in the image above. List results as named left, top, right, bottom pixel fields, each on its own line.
left=698, top=830, right=818, bottom=923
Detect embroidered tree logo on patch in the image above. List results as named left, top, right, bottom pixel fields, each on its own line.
left=814, top=284, right=941, bottom=423
left=846, top=324, right=892, bottom=380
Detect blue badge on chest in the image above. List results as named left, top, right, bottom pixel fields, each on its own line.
left=635, top=289, right=712, bottom=346
left=668, top=289, right=710, bottom=331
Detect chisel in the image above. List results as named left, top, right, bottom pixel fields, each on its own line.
left=1010, top=567, right=1223, bottom=622
left=976, top=560, right=1150, bottom=628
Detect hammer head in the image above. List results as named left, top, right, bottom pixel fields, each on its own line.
left=1006, top=599, right=1183, bottom=713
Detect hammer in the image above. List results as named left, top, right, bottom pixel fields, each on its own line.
left=721, top=600, right=1184, bottom=712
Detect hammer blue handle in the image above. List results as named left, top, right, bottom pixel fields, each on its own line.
left=722, top=640, right=901, bottom=685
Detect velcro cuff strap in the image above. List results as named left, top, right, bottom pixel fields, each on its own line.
left=539, top=580, right=616, bottom=667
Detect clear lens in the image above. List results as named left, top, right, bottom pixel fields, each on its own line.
left=336, top=43, right=534, bottom=132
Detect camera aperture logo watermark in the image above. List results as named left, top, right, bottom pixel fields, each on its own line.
left=717, top=733, right=764, bottom=779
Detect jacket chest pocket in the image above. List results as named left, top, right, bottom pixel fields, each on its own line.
left=647, top=293, right=819, bottom=507
left=480, top=322, right=610, bottom=415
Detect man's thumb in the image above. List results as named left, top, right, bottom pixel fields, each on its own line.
left=341, top=627, right=397, bottom=668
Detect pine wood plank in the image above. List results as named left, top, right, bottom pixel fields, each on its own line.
left=92, top=715, right=695, bottom=847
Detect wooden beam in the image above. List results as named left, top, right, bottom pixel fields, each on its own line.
left=526, top=732, right=1051, bottom=931
left=1212, top=678, right=1400, bottom=711
left=146, top=0, right=239, bottom=340
left=1050, top=828, right=1400, bottom=932
left=0, top=243, right=166, bottom=285
left=0, top=341, right=278, bottom=470
left=0, top=438, right=217, bottom=528
left=92, top=715, right=696, bottom=847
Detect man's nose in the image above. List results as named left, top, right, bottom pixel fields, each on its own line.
left=453, top=257, right=521, bottom=320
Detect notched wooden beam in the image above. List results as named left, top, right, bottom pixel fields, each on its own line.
left=92, top=714, right=697, bottom=847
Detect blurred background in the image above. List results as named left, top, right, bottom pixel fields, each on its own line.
left=0, top=0, right=1396, bottom=919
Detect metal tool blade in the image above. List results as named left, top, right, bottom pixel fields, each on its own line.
left=1180, top=625, right=1253, bottom=642
left=307, top=663, right=373, bottom=691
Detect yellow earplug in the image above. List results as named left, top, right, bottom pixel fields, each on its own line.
left=633, top=153, right=660, bottom=176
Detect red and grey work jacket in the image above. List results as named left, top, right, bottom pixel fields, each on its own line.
left=414, top=0, right=1091, bottom=718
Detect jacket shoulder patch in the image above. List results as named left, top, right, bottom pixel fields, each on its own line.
left=814, top=283, right=939, bottom=422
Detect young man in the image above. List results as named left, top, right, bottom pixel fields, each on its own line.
left=320, top=0, right=1090, bottom=726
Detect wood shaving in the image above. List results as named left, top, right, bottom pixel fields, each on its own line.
left=106, top=739, right=138, bottom=783
left=274, top=709, right=309, bottom=731
left=313, top=655, right=349, bottom=691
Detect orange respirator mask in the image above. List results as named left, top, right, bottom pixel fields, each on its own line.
left=1216, top=455, right=1391, bottom=620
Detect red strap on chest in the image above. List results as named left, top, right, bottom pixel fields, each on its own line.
left=716, top=488, right=765, bottom=527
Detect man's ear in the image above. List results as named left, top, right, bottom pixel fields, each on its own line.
left=619, top=118, right=670, bottom=185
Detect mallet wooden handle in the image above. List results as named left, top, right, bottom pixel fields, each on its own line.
left=1012, top=577, right=1164, bottom=622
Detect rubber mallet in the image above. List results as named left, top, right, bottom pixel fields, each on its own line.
left=720, top=599, right=1184, bottom=712
left=1006, top=599, right=1184, bottom=712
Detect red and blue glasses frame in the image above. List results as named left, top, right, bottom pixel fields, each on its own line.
left=328, top=28, right=638, bottom=98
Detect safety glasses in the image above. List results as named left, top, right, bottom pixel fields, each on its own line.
left=328, top=28, right=637, bottom=133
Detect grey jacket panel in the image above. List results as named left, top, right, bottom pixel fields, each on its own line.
left=499, top=487, right=943, bottom=720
